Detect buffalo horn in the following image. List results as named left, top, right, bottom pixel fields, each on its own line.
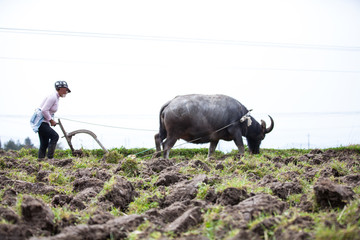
left=265, top=115, right=274, bottom=134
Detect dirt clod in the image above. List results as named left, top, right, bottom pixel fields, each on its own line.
left=21, top=195, right=55, bottom=235
left=314, top=178, right=355, bottom=209
left=217, top=187, right=249, bottom=206
left=271, top=181, right=302, bottom=200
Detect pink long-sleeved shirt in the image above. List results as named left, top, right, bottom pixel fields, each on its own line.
left=39, top=91, right=60, bottom=123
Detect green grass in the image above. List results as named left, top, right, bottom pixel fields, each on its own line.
left=99, top=176, right=117, bottom=195
left=48, top=171, right=71, bottom=186
left=7, top=171, right=36, bottom=183
left=330, top=160, right=351, bottom=176
left=15, top=194, right=24, bottom=217
left=196, top=182, right=210, bottom=200
left=203, top=206, right=226, bottom=240
left=315, top=223, right=360, bottom=240
left=128, top=191, right=160, bottom=214
left=120, top=157, right=140, bottom=177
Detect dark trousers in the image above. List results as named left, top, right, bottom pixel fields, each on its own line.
left=38, top=122, right=59, bottom=159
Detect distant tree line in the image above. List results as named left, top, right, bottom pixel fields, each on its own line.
left=0, top=137, right=35, bottom=151
left=0, top=138, right=64, bottom=151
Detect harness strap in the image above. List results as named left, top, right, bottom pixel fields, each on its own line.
left=240, top=109, right=253, bottom=127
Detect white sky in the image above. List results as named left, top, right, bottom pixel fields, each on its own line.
left=1, top=0, right=360, bottom=150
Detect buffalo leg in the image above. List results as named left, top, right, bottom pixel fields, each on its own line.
left=154, top=133, right=162, bottom=157
left=208, top=140, right=219, bottom=158
left=162, top=136, right=177, bottom=159
left=229, top=127, right=245, bottom=158
left=234, top=137, right=245, bottom=158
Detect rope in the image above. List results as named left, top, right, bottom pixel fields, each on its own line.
left=58, top=113, right=249, bottom=158
left=135, top=117, right=245, bottom=158
left=58, top=117, right=157, bottom=132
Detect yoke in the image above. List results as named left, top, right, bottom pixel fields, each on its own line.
left=57, top=118, right=108, bottom=155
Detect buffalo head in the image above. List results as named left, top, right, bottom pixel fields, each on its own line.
left=246, top=115, right=274, bottom=154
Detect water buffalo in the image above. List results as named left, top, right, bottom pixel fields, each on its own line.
left=154, top=94, right=274, bottom=159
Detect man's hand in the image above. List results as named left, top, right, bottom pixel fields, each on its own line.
left=50, top=119, right=57, bottom=127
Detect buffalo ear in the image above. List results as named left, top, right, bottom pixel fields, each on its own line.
left=261, top=120, right=266, bottom=131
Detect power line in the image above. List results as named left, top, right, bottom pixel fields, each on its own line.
left=1, top=56, right=360, bottom=74
left=230, top=66, right=360, bottom=74
left=0, top=56, right=111, bottom=65
left=1, top=27, right=360, bottom=51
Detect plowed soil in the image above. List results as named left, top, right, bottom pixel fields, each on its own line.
left=0, top=148, right=359, bottom=240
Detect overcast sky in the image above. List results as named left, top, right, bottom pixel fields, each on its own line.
left=1, top=0, right=360, bottom=151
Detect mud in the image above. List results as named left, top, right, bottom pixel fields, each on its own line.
left=0, top=148, right=359, bottom=239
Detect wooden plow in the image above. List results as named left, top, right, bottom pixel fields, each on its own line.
left=58, top=118, right=108, bottom=155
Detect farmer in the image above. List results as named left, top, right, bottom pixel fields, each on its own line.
left=31, top=81, right=71, bottom=159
